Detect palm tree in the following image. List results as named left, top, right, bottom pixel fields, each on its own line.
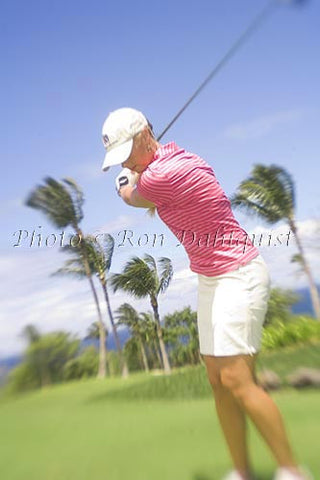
left=84, top=321, right=109, bottom=374
left=26, top=177, right=107, bottom=377
left=139, top=312, right=163, bottom=369
left=20, top=324, right=41, bottom=345
left=55, top=235, right=129, bottom=378
left=110, top=254, right=173, bottom=374
left=85, top=235, right=130, bottom=378
left=231, top=164, right=320, bottom=320
left=163, top=307, right=201, bottom=365
left=115, top=303, right=150, bottom=372
left=52, top=243, right=108, bottom=379
left=85, top=321, right=106, bottom=341
left=291, top=253, right=304, bottom=277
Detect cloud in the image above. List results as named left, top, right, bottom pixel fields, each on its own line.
left=248, top=218, right=320, bottom=289
left=0, top=244, right=196, bottom=358
left=223, top=110, right=304, bottom=141
left=1, top=218, right=319, bottom=359
left=96, top=214, right=145, bottom=234
left=0, top=250, right=98, bottom=357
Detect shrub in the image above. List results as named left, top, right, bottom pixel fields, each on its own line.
left=7, top=361, right=40, bottom=394
left=63, top=346, right=98, bottom=380
left=264, top=287, right=299, bottom=326
left=261, top=316, right=320, bottom=350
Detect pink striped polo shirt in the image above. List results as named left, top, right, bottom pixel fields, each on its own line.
left=136, top=142, right=259, bottom=276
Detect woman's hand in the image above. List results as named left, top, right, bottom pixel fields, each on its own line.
left=115, top=168, right=139, bottom=195
left=115, top=168, right=155, bottom=209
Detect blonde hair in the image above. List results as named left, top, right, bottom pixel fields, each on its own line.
left=147, top=206, right=157, bottom=217
left=134, top=123, right=158, bottom=218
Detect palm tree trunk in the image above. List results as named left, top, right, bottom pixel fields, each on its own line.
left=87, top=273, right=106, bottom=378
left=150, top=325, right=163, bottom=368
left=101, top=280, right=129, bottom=378
left=289, top=220, right=320, bottom=320
left=150, top=295, right=171, bottom=374
left=139, top=337, right=150, bottom=372
left=152, top=339, right=163, bottom=369
left=85, top=274, right=107, bottom=378
left=76, top=228, right=107, bottom=378
left=97, top=318, right=107, bottom=378
left=147, top=339, right=162, bottom=369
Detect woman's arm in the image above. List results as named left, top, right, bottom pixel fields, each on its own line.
left=119, top=185, right=156, bottom=209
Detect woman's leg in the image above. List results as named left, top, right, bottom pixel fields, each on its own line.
left=215, top=354, right=301, bottom=475
left=203, top=354, right=252, bottom=479
left=198, top=259, right=305, bottom=478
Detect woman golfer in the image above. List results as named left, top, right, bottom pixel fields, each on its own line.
left=101, top=107, right=311, bottom=480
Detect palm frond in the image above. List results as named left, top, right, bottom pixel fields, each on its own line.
left=85, top=321, right=105, bottom=340
left=115, top=303, right=140, bottom=327
left=25, top=177, right=83, bottom=228
left=52, top=258, right=86, bottom=278
left=231, top=193, right=281, bottom=223
left=158, top=257, right=173, bottom=294
left=78, top=234, right=115, bottom=278
left=139, top=312, right=154, bottom=323
left=20, top=324, right=41, bottom=344
left=83, top=237, right=105, bottom=276
left=143, top=254, right=157, bottom=273
left=104, top=234, right=115, bottom=272
left=109, top=256, right=157, bottom=298
left=291, top=253, right=304, bottom=265
left=57, top=240, right=97, bottom=277
left=231, top=164, right=296, bottom=223
left=143, top=254, right=159, bottom=292
left=97, top=234, right=115, bottom=272
left=63, top=178, right=84, bottom=225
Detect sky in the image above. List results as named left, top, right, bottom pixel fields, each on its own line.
left=1, top=0, right=319, bottom=359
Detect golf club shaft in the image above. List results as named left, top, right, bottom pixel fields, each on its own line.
left=157, top=0, right=279, bottom=141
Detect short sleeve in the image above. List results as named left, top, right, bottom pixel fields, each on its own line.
left=136, top=167, right=172, bottom=206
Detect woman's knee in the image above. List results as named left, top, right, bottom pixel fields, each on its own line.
left=220, top=368, right=244, bottom=393
left=219, top=360, right=256, bottom=400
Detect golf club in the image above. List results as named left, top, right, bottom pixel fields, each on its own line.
left=156, top=0, right=308, bottom=141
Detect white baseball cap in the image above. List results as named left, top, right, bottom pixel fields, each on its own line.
left=101, top=107, right=149, bottom=171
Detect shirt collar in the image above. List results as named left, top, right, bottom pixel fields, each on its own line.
left=153, top=142, right=180, bottom=161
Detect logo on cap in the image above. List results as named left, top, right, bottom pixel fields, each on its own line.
left=102, top=134, right=110, bottom=148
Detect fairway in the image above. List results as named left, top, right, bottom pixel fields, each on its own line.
left=0, top=373, right=319, bottom=480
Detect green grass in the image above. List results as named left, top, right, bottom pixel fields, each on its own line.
left=0, top=344, right=319, bottom=480
left=64, top=343, right=320, bottom=402
left=0, top=378, right=319, bottom=480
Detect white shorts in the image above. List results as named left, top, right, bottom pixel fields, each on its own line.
left=197, top=255, right=271, bottom=357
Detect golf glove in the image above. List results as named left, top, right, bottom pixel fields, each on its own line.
left=115, top=168, right=139, bottom=195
